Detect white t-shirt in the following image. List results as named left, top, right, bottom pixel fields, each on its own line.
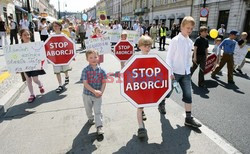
left=218, top=28, right=225, bottom=36
left=40, top=23, right=48, bottom=35
left=19, top=19, right=29, bottom=30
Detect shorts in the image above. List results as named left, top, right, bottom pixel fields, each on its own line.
left=53, top=65, right=72, bottom=74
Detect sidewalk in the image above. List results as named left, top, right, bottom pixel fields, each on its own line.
left=0, top=51, right=241, bottom=153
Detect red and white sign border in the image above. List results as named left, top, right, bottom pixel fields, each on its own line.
left=113, top=40, right=135, bottom=62
left=44, top=34, right=76, bottom=66
left=120, top=54, right=172, bottom=108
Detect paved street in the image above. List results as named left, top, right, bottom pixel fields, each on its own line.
left=0, top=37, right=249, bottom=153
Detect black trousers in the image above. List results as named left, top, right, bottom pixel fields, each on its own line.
left=191, top=55, right=206, bottom=86
left=10, top=30, right=18, bottom=44
left=40, top=35, right=48, bottom=42
left=79, top=32, right=86, bottom=49
left=159, top=36, right=166, bottom=49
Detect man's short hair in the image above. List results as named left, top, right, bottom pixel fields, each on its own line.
left=138, top=36, right=153, bottom=47
left=199, top=26, right=208, bottom=33
left=86, top=49, right=99, bottom=59
left=181, top=16, right=195, bottom=28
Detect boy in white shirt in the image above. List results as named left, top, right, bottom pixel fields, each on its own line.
left=166, top=16, right=202, bottom=128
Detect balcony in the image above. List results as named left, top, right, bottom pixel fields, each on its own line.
left=134, top=7, right=150, bottom=15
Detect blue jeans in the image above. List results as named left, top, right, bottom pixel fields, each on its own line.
left=160, top=73, right=192, bottom=105
left=174, top=73, right=192, bottom=103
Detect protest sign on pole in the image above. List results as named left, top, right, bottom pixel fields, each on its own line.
left=85, top=36, right=112, bottom=54
left=3, top=42, right=47, bottom=73
left=204, top=53, right=217, bottom=74
left=120, top=55, right=172, bottom=108
left=44, top=35, right=76, bottom=66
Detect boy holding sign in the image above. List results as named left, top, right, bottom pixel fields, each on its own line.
left=191, top=26, right=209, bottom=88
left=52, top=21, right=71, bottom=93
left=136, top=36, right=153, bottom=138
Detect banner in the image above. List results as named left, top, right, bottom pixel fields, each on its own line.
left=104, top=29, right=140, bottom=44
left=85, top=36, right=112, bottom=54
left=3, top=42, right=47, bottom=73
left=234, top=45, right=248, bottom=66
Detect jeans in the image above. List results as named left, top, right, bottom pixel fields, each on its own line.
left=174, top=73, right=192, bottom=103
left=160, top=73, right=192, bottom=106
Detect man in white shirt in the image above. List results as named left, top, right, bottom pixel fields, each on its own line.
left=133, top=20, right=139, bottom=31
left=218, top=24, right=226, bottom=39
left=136, top=24, right=144, bottom=37
left=19, top=15, right=29, bottom=30
left=165, top=16, right=202, bottom=128
left=112, top=20, right=122, bottom=31
left=8, top=16, right=18, bottom=44
left=77, top=20, right=87, bottom=49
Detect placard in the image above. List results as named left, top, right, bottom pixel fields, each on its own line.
left=4, top=42, right=47, bottom=73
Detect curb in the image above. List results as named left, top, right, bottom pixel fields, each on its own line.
left=0, top=82, right=26, bottom=116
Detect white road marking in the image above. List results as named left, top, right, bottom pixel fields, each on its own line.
left=182, top=114, right=242, bottom=154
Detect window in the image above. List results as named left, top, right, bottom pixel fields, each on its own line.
left=149, top=0, right=152, bottom=7
left=155, top=0, right=161, bottom=6
left=142, top=0, right=146, bottom=7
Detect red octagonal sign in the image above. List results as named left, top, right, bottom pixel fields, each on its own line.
left=44, top=34, right=76, bottom=66
left=120, top=55, right=172, bottom=108
left=114, top=40, right=134, bottom=62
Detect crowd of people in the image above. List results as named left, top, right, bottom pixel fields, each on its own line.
left=0, top=13, right=248, bottom=139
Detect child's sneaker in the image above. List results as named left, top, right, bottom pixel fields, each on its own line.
left=88, top=119, right=95, bottom=125
left=158, top=105, right=166, bottom=115
left=185, top=117, right=202, bottom=128
left=97, top=126, right=104, bottom=135
left=137, top=128, right=147, bottom=138
left=142, top=111, right=147, bottom=121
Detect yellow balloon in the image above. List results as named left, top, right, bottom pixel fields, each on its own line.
left=209, top=29, right=219, bottom=39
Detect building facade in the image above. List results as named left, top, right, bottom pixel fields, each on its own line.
left=121, top=0, right=133, bottom=27
left=193, top=0, right=250, bottom=38
left=87, top=6, right=97, bottom=21
left=105, top=0, right=113, bottom=20
left=112, top=0, right=121, bottom=22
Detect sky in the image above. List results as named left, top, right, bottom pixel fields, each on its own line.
left=50, top=0, right=99, bottom=12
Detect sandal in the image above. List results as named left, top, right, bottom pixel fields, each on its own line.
left=56, top=86, right=63, bottom=93
left=65, top=77, right=69, bottom=84
left=27, top=95, right=36, bottom=103
left=39, top=86, right=45, bottom=94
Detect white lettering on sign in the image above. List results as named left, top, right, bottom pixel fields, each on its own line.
left=49, top=42, right=69, bottom=49
left=47, top=49, right=74, bottom=56
left=126, top=80, right=168, bottom=91
left=115, top=50, right=133, bottom=55
left=132, top=67, right=161, bottom=78
left=119, top=45, right=130, bottom=50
